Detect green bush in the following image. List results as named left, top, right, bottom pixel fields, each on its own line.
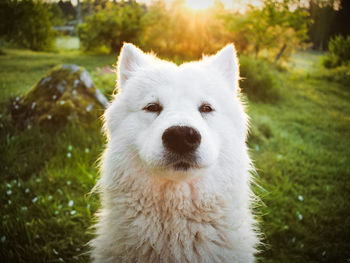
left=78, top=2, right=144, bottom=53
left=239, top=56, right=279, bottom=103
left=323, top=65, right=350, bottom=87
left=0, top=0, right=55, bottom=51
left=323, top=35, right=350, bottom=68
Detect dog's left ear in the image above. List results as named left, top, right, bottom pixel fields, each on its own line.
left=117, top=43, right=149, bottom=88
left=208, top=44, right=239, bottom=91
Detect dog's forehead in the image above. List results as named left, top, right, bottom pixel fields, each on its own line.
left=135, top=62, right=223, bottom=96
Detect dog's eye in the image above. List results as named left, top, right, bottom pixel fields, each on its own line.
left=199, top=104, right=214, bottom=113
left=143, top=103, right=162, bottom=113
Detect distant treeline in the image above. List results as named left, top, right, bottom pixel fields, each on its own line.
left=0, top=0, right=349, bottom=56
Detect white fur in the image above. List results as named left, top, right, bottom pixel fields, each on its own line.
left=90, top=43, right=259, bottom=262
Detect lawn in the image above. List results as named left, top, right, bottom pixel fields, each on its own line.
left=0, top=48, right=349, bottom=263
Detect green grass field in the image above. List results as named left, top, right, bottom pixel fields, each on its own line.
left=0, top=47, right=349, bottom=262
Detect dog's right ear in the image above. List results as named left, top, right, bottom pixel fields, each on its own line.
left=117, top=43, right=149, bottom=88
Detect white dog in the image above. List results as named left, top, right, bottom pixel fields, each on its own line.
left=90, top=43, right=258, bottom=263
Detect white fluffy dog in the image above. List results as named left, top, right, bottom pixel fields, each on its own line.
left=90, top=43, right=258, bottom=263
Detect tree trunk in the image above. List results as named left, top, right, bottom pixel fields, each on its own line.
left=274, top=44, right=287, bottom=64
left=77, top=0, right=82, bottom=25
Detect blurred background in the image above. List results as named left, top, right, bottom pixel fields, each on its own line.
left=0, top=0, right=349, bottom=262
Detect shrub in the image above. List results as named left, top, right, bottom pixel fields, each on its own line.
left=78, top=2, right=144, bottom=53
left=323, top=65, right=350, bottom=87
left=239, top=56, right=279, bottom=103
left=0, top=0, right=55, bottom=51
left=323, top=35, right=350, bottom=68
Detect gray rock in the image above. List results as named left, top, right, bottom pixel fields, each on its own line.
left=13, top=64, right=109, bottom=128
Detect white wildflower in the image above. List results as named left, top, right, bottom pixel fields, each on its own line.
left=32, top=197, right=38, bottom=203
left=68, top=200, right=74, bottom=207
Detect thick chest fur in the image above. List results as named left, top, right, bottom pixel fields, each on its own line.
left=91, top=182, right=256, bottom=263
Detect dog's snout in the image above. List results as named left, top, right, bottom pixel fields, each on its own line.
left=162, top=126, right=201, bottom=154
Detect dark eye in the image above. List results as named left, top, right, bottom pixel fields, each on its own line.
left=143, top=103, right=162, bottom=113
left=199, top=103, right=214, bottom=113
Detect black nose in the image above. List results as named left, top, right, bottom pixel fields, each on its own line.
left=162, top=126, right=201, bottom=154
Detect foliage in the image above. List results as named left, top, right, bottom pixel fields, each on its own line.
left=57, top=0, right=76, bottom=21
left=141, top=0, right=231, bottom=60
left=0, top=0, right=56, bottom=51
left=322, top=65, right=350, bottom=87
left=323, top=35, right=350, bottom=68
left=308, top=0, right=337, bottom=50
left=239, top=56, right=280, bottom=102
left=308, top=0, right=350, bottom=50
left=78, top=1, right=144, bottom=53
left=225, top=0, right=309, bottom=63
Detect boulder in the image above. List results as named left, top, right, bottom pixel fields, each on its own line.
left=12, top=64, right=109, bottom=128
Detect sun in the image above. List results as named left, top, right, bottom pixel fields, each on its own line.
left=185, top=0, right=215, bottom=10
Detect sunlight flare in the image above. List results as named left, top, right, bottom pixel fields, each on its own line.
left=185, top=0, right=215, bottom=10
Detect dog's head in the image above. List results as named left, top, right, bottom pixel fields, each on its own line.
left=104, top=43, right=248, bottom=181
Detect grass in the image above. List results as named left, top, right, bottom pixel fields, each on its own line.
left=0, top=48, right=116, bottom=103
left=55, top=37, right=80, bottom=51
left=0, top=47, right=349, bottom=262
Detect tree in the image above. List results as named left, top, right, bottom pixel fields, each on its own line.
left=308, top=0, right=338, bottom=50
left=78, top=1, right=144, bottom=53
left=58, top=0, right=76, bottom=21
left=141, top=0, right=231, bottom=60
left=0, top=0, right=55, bottom=51
left=225, top=0, right=310, bottom=62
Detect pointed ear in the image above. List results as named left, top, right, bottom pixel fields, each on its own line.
left=208, top=44, right=240, bottom=91
left=117, top=43, right=149, bottom=88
